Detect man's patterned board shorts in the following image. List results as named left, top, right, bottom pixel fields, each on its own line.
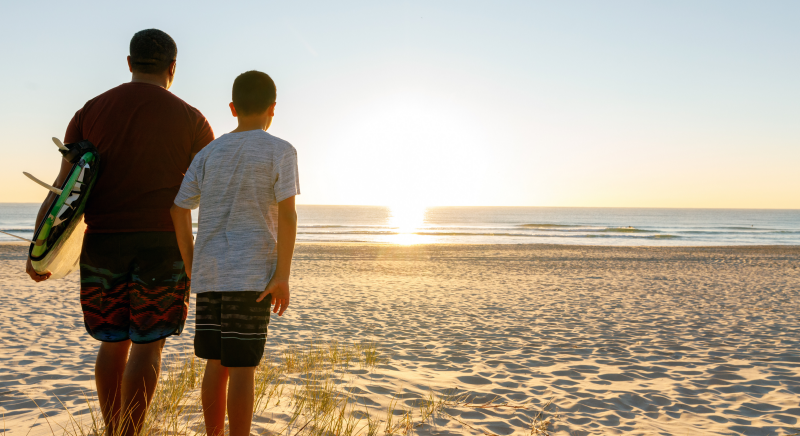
left=80, top=232, right=190, bottom=344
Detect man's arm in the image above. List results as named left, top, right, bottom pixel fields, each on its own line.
left=257, top=195, right=297, bottom=316
left=170, top=204, right=195, bottom=279
left=26, top=158, right=73, bottom=282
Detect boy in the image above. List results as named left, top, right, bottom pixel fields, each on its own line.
left=170, top=70, right=299, bottom=436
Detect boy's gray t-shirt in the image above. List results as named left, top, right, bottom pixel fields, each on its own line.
left=174, top=129, right=300, bottom=293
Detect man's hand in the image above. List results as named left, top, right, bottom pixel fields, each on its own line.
left=258, top=277, right=290, bottom=316
left=26, top=258, right=51, bottom=282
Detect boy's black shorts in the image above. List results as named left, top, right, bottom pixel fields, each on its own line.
left=194, top=291, right=272, bottom=367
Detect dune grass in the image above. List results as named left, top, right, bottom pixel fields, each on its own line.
left=29, top=340, right=554, bottom=436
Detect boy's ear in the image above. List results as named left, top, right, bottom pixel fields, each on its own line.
left=127, top=56, right=133, bottom=73
left=268, top=102, right=276, bottom=117
left=229, top=102, right=238, bottom=118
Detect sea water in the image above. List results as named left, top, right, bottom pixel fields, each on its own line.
left=2, top=203, right=799, bottom=246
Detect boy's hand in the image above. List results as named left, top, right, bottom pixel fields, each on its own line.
left=170, top=204, right=195, bottom=282
left=258, top=277, right=290, bottom=316
left=259, top=196, right=296, bottom=317
left=26, top=258, right=51, bottom=282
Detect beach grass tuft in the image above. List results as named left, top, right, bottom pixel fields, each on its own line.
left=39, top=339, right=551, bottom=436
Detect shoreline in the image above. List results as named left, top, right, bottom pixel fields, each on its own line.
left=3, top=240, right=800, bottom=248
left=4, top=205, right=799, bottom=247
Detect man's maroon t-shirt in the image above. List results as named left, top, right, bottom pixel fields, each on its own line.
left=64, top=82, right=214, bottom=233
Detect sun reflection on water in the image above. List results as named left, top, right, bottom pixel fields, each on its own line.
left=386, top=204, right=427, bottom=245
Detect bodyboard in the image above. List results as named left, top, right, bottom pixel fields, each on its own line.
left=29, top=140, right=99, bottom=279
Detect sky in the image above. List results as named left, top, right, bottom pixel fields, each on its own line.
left=0, top=1, right=798, bottom=209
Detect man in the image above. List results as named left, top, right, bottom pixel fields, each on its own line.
left=26, top=29, right=214, bottom=435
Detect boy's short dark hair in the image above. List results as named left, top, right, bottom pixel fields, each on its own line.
left=129, top=29, right=177, bottom=74
left=232, top=71, right=277, bottom=116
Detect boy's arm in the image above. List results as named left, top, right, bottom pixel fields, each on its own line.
left=170, top=204, right=195, bottom=279
left=257, top=195, right=297, bottom=316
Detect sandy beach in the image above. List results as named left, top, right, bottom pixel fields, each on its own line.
left=1, top=242, right=799, bottom=435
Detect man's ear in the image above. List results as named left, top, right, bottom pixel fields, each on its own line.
left=168, top=60, right=177, bottom=77
left=127, top=56, right=133, bottom=73
left=229, top=102, right=238, bottom=118
left=268, top=102, right=277, bottom=117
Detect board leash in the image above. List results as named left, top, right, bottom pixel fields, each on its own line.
left=0, top=230, right=33, bottom=243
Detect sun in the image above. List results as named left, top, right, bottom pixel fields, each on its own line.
left=386, top=202, right=427, bottom=245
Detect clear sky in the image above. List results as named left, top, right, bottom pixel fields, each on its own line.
left=1, top=1, right=798, bottom=208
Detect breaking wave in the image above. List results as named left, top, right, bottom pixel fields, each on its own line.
left=298, top=229, right=679, bottom=239
left=519, top=224, right=583, bottom=228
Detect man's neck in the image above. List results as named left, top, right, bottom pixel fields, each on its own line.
left=131, top=74, right=169, bottom=89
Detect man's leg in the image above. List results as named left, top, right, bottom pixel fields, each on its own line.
left=122, top=232, right=191, bottom=434
left=227, top=366, right=256, bottom=436
left=201, top=360, right=229, bottom=436
left=119, top=339, right=165, bottom=436
left=95, top=340, right=131, bottom=433
left=81, top=233, right=135, bottom=434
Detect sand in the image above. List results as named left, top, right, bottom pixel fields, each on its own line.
left=1, top=242, right=799, bottom=435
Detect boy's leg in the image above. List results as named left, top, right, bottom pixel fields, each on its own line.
left=119, top=339, right=166, bottom=436
left=202, top=360, right=229, bottom=436
left=195, top=292, right=226, bottom=435
left=215, top=291, right=271, bottom=436
left=227, top=366, right=257, bottom=436
left=95, top=340, right=131, bottom=433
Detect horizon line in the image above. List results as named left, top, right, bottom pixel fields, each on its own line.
left=1, top=202, right=798, bottom=211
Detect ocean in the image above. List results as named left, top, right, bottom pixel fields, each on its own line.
left=2, top=203, right=799, bottom=246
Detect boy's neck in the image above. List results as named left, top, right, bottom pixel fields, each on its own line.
left=231, top=116, right=272, bottom=133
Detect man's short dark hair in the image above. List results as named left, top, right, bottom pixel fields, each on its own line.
left=129, top=29, right=177, bottom=74
left=232, top=71, right=277, bottom=116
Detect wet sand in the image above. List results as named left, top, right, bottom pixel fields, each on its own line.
left=1, top=242, right=799, bottom=435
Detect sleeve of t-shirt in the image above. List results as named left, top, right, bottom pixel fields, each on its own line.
left=190, top=114, right=215, bottom=155
left=274, top=145, right=300, bottom=203
left=174, top=153, right=204, bottom=210
left=63, top=109, right=83, bottom=144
